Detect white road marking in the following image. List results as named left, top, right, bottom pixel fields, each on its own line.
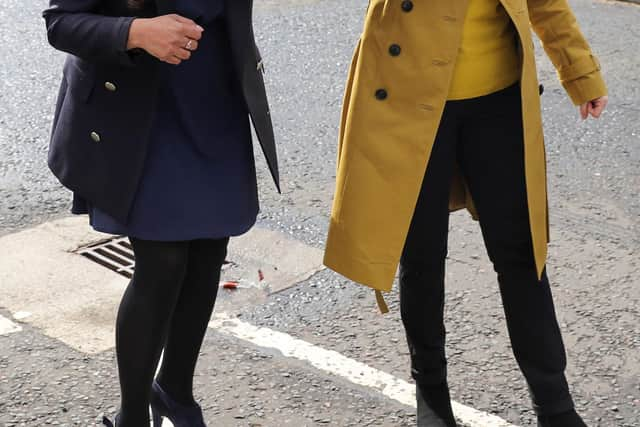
left=13, top=311, right=32, bottom=320
left=210, top=315, right=519, bottom=427
left=0, top=314, right=22, bottom=336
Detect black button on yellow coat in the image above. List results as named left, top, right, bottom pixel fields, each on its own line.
left=401, top=1, right=414, bottom=12
left=375, top=89, right=388, bottom=100
left=389, top=44, right=401, bottom=56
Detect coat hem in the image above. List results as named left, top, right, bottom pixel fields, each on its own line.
left=323, top=250, right=396, bottom=293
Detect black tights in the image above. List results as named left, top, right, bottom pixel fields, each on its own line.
left=115, top=237, right=229, bottom=427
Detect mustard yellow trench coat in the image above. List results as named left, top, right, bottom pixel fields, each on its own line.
left=324, top=0, right=607, bottom=299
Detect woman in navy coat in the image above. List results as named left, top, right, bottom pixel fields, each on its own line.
left=43, top=0, right=279, bottom=425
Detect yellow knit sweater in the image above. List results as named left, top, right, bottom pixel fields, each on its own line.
left=448, top=0, right=521, bottom=100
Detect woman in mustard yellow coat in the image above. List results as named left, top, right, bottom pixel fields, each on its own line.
left=324, top=0, right=607, bottom=426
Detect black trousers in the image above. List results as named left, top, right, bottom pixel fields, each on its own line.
left=399, top=84, right=574, bottom=416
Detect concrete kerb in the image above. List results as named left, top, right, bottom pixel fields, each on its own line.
left=0, top=217, right=128, bottom=353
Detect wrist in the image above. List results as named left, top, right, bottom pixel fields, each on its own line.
left=127, top=18, right=147, bottom=50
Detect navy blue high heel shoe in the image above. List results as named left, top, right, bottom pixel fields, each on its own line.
left=150, top=381, right=207, bottom=427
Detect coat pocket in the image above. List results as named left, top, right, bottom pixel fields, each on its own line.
left=62, top=57, right=96, bottom=103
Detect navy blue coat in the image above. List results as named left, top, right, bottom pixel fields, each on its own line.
left=43, top=0, right=279, bottom=224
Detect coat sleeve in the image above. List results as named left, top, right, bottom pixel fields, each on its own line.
left=527, top=0, right=607, bottom=105
left=43, top=0, right=137, bottom=67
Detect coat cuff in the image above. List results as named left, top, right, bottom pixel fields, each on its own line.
left=558, top=55, right=600, bottom=82
left=114, top=16, right=137, bottom=67
left=562, top=70, right=608, bottom=106
left=558, top=54, right=607, bottom=105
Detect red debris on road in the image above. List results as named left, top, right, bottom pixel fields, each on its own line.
left=222, top=281, right=239, bottom=290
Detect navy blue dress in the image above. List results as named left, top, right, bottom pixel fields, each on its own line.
left=86, top=0, right=259, bottom=241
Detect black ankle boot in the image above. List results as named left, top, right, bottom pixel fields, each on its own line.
left=102, top=414, right=120, bottom=427
left=416, top=382, right=457, bottom=427
left=537, top=409, right=587, bottom=427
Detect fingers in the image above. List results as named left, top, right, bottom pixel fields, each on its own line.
left=167, top=37, right=196, bottom=62
left=182, top=23, right=203, bottom=41
left=170, top=14, right=201, bottom=31
left=158, top=46, right=190, bottom=65
left=165, top=56, right=182, bottom=65
left=579, top=103, right=589, bottom=120
left=590, top=97, right=608, bottom=119
left=166, top=19, right=201, bottom=64
left=582, top=97, right=608, bottom=119
left=580, top=97, right=608, bottom=120
left=174, top=48, right=192, bottom=61
left=170, top=14, right=191, bottom=23
left=183, top=38, right=199, bottom=51
left=145, top=14, right=204, bottom=65
left=590, top=105, right=603, bottom=119
left=168, top=14, right=203, bottom=40
left=170, top=19, right=202, bottom=56
left=162, top=46, right=191, bottom=64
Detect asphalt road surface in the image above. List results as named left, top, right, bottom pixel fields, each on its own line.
left=0, top=0, right=639, bottom=426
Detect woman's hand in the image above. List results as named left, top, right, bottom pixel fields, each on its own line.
left=127, top=14, right=203, bottom=65
left=579, top=96, right=608, bottom=120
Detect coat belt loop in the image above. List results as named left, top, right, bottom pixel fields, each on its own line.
left=375, top=290, right=390, bottom=314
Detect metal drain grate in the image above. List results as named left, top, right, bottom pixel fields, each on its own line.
left=78, top=238, right=236, bottom=280
left=77, top=236, right=135, bottom=279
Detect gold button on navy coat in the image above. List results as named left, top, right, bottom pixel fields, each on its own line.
left=324, top=0, right=607, bottom=294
